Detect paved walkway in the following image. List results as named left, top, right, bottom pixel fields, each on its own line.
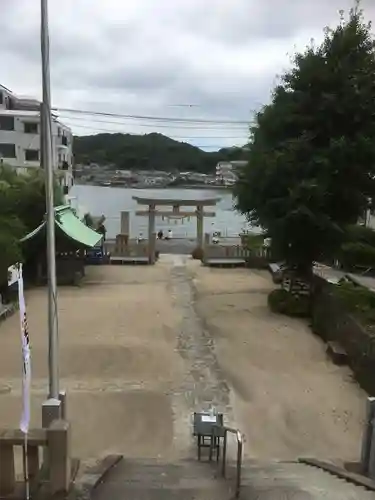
left=0, top=257, right=366, bottom=467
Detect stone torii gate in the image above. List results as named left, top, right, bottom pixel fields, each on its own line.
left=132, top=195, right=220, bottom=259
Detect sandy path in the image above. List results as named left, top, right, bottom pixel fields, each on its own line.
left=190, top=264, right=366, bottom=462
left=0, top=264, right=187, bottom=463
left=0, top=259, right=367, bottom=470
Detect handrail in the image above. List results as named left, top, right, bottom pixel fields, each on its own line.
left=212, top=425, right=243, bottom=498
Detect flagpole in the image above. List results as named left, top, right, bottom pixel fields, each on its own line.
left=41, top=0, right=59, bottom=399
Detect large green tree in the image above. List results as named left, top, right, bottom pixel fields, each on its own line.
left=234, top=3, right=375, bottom=274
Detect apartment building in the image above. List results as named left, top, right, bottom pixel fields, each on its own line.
left=0, top=84, right=73, bottom=193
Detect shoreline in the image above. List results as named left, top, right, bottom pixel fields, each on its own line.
left=105, top=236, right=242, bottom=255
left=74, top=182, right=232, bottom=191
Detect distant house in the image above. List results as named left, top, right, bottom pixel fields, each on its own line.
left=215, top=160, right=245, bottom=184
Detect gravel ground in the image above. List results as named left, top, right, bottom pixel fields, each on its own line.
left=0, top=257, right=367, bottom=469
left=190, top=264, right=367, bottom=462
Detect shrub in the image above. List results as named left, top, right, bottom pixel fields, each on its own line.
left=191, top=247, right=204, bottom=260
left=268, top=289, right=310, bottom=317
left=334, top=281, right=375, bottom=323
left=344, top=224, right=375, bottom=247
left=340, top=242, right=375, bottom=269
left=241, top=233, right=264, bottom=250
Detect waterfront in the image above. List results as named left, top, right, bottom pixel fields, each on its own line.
left=70, top=185, right=255, bottom=239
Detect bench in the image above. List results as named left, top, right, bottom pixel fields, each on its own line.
left=268, top=263, right=283, bottom=284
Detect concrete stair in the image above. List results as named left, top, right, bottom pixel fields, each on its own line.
left=92, top=458, right=375, bottom=500
left=92, top=459, right=232, bottom=500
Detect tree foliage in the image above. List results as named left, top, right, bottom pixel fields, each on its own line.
left=234, top=3, right=375, bottom=273
left=74, top=132, right=247, bottom=173
left=0, top=166, right=64, bottom=283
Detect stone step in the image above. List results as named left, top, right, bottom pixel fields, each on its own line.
left=92, top=458, right=375, bottom=500
left=238, top=462, right=375, bottom=499
left=95, top=486, right=233, bottom=500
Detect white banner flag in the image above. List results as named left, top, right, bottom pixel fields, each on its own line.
left=18, top=264, right=31, bottom=434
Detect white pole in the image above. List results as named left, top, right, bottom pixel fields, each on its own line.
left=41, top=0, right=59, bottom=399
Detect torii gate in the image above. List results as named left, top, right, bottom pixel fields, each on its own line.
left=132, top=195, right=220, bottom=260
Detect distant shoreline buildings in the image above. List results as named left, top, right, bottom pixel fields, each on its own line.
left=215, top=160, right=247, bottom=186
left=0, top=84, right=73, bottom=193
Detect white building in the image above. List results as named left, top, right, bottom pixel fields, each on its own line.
left=0, top=84, right=74, bottom=193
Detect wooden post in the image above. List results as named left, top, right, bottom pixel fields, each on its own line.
left=120, top=211, right=130, bottom=235
left=27, top=445, right=40, bottom=481
left=361, top=397, right=375, bottom=475
left=0, top=442, right=15, bottom=496
left=47, top=420, right=71, bottom=495
left=203, top=233, right=210, bottom=265
left=149, top=233, right=157, bottom=264
left=148, top=205, right=156, bottom=264
left=196, top=205, right=204, bottom=249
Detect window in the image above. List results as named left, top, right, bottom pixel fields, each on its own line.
left=0, top=92, right=3, bottom=105
left=63, top=185, right=69, bottom=195
left=61, top=135, right=68, bottom=146
left=24, top=122, right=38, bottom=134
left=0, top=116, right=14, bottom=130
left=6, top=98, right=14, bottom=110
left=0, top=143, right=16, bottom=158
left=25, top=149, right=39, bottom=161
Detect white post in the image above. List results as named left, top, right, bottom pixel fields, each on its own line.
left=369, top=418, right=375, bottom=479
left=361, top=397, right=375, bottom=475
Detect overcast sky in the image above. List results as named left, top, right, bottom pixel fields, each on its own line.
left=1, top=1, right=374, bottom=150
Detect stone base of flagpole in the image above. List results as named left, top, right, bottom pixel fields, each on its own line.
left=42, top=398, right=61, bottom=428
left=42, top=398, right=61, bottom=468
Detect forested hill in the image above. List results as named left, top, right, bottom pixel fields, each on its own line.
left=73, top=132, right=247, bottom=172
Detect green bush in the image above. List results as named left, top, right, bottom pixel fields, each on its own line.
left=191, top=247, right=204, bottom=260
left=268, top=289, right=310, bottom=317
left=340, top=242, right=375, bottom=269
left=334, top=281, right=375, bottom=323
left=241, top=233, right=264, bottom=250
left=344, top=224, right=375, bottom=247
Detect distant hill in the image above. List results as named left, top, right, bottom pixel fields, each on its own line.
left=73, top=133, right=247, bottom=173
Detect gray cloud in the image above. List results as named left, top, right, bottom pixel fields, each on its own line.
left=1, top=0, right=375, bottom=150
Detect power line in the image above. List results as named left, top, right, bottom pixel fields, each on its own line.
left=53, top=106, right=251, bottom=125
left=63, top=121, right=248, bottom=140
left=58, top=114, right=249, bottom=131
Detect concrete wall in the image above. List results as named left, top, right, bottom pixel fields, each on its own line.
left=311, top=276, right=375, bottom=395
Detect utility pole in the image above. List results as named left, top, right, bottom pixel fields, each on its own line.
left=40, top=0, right=59, bottom=401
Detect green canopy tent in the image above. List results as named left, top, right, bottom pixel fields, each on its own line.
left=21, top=205, right=103, bottom=285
